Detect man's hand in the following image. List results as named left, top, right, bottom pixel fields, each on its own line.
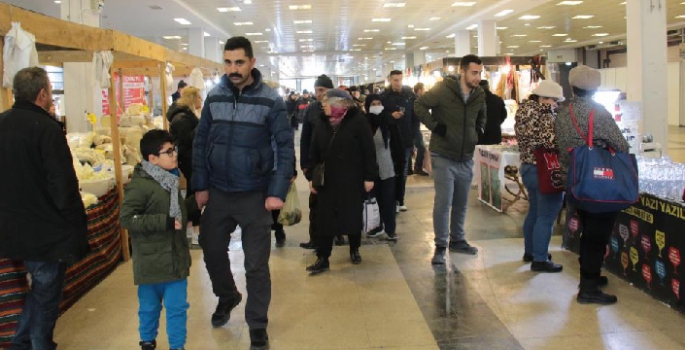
left=291, top=174, right=298, bottom=183
left=265, top=197, right=284, bottom=211
left=174, top=220, right=182, bottom=230
left=196, top=190, right=209, bottom=209
left=391, top=111, right=403, bottom=120
left=309, top=181, right=317, bottom=194
left=364, top=181, right=374, bottom=192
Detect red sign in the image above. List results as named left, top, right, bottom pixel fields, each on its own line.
left=101, top=73, right=147, bottom=116
left=630, top=219, right=639, bottom=239
left=670, top=247, right=681, bottom=272
left=641, top=235, right=652, bottom=255
left=673, top=279, right=681, bottom=300
left=642, top=264, right=652, bottom=287
left=569, top=217, right=579, bottom=233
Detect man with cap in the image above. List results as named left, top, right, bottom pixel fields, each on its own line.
left=300, top=74, right=334, bottom=250
left=555, top=65, right=628, bottom=305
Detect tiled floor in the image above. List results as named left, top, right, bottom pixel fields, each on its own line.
left=42, top=127, right=685, bottom=349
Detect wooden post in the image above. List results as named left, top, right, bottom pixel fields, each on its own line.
left=109, top=65, right=131, bottom=261
left=147, top=75, right=154, bottom=117
left=118, top=68, right=124, bottom=114
left=0, top=39, right=13, bottom=112
left=159, top=64, right=169, bottom=130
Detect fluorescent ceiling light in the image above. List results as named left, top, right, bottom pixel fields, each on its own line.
left=677, top=15, right=685, bottom=19
left=446, top=33, right=456, bottom=38
left=565, top=39, right=578, bottom=42
left=244, top=0, right=252, bottom=4
left=384, top=48, right=397, bottom=51
left=372, top=18, right=392, bottom=22
left=204, top=32, right=210, bottom=37
left=217, top=7, right=241, bottom=12
left=297, top=30, right=313, bottom=34
left=364, top=29, right=380, bottom=32
left=557, top=1, right=583, bottom=5
left=289, top=5, right=312, bottom=10
left=350, top=49, right=362, bottom=51
left=497, top=27, right=508, bottom=30
left=584, top=25, right=603, bottom=28
left=414, top=28, right=431, bottom=31
left=573, top=15, right=594, bottom=19
left=54, top=0, right=61, bottom=3
left=358, top=37, right=373, bottom=40
left=408, top=24, right=415, bottom=28
left=299, top=39, right=313, bottom=42
left=519, top=15, right=540, bottom=20
left=234, top=22, right=253, bottom=26
left=181, top=43, right=188, bottom=46
left=391, top=42, right=406, bottom=46
left=452, top=2, right=476, bottom=6
left=512, top=34, right=527, bottom=37
left=529, top=40, right=542, bottom=43
left=552, top=33, right=569, bottom=36
left=219, top=41, right=225, bottom=44
left=383, top=2, right=406, bottom=7
left=353, top=44, right=365, bottom=47
left=592, top=33, right=609, bottom=36
left=163, top=36, right=182, bottom=39
left=430, top=17, right=441, bottom=21
left=507, top=45, right=519, bottom=48
left=465, top=24, right=478, bottom=30
left=265, top=29, right=271, bottom=32
left=174, top=18, right=191, bottom=25
left=541, top=45, right=552, bottom=48
left=401, top=36, right=417, bottom=39
left=245, top=32, right=263, bottom=36
left=254, top=40, right=268, bottom=43
left=294, top=20, right=312, bottom=24
left=538, top=26, right=556, bottom=29
left=495, top=10, right=513, bottom=17
left=420, top=46, right=429, bottom=50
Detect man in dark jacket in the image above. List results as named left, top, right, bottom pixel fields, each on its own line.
left=296, top=89, right=313, bottom=123
left=412, top=83, right=429, bottom=176
left=477, top=80, right=507, bottom=145
left=299, top=74, right=334, bottom=249
left=171, top=80, right=186, bottom=103
left=192, top=37, right=294, bottom=349
left=0, top=67, right=88, bottom=350
left=415, top=54, right=487, bottom=265
left=381, top=70, right=416, bottom=213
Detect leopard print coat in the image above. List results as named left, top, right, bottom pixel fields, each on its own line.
left=514, top=99, right=557, bottom=165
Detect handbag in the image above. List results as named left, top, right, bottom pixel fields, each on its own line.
left=362, top=195, right=381, bottom=234
left=566, top=105, right=639, bottom=213
left=533, top=147, right=564, bottom=194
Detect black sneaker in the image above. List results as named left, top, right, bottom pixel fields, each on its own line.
left=139, top=340, right=156, bottom=350
left=350, top=249, right=362, bottom=264
left=577, top=278, right=617, bottom=305
left=299, top=241, right=317, bottom=250
left=275, top=230, right=286, bottom=248
left=334, top=236, right=346, bottom=246
left=449, top=240, right=478, bottom=255
left=211, top=293, right=242, bottom=328
left=249, top=328, right=269, bottom=350
left=431, top=247, right=446, bottom=265
left=306, top=257, right=330, bottom=275
left=522, top=253, right=552, bottom=262
left=578, top=275, right=609, bottom=289
left=530, top=260, right=563, bottom=273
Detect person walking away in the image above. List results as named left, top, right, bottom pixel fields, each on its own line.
left=478, top=80, right=507, bottom=145
left=381, top=70, right=417, bottom=212
left=192, top=36, right=294, bottom=350
left=286, top=91, right=299, bottom=131
left=515, top=80, right=565, bottom=273
left=121, top=130, right=191, bottom=350
left=364, top=94, right=404, bottom=241
left=306, top=89, right=379, bottom=274
left=0, top=67, right=89, bottom=350
left=555, top=65, right=629, bottom=305
left=169, top=86, right=202, bottom=245
left=412, top=83, right=429, bottom=176
left=299, top=74, right=334, bottom=250
left=296, top=89, right=313, bottom=124
left=414, top=54, right=487, bottom=265
left=171, top=80, right=187, bottom=105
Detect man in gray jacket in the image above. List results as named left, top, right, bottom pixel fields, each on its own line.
left=415, top=54, right=486, bottom=265
left=192, top=36, right=294, bottom=350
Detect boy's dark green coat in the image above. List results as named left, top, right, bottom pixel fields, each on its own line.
left=121, top=164, right=190, bottom=285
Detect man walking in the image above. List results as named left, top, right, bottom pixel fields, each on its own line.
left=0, top=67, right=89, bottom=350
left=414, top=54, right=486, bottom=265
left=299, top=74, right=334, bottom=249
left=193, top=36, right=294, bottom=350
left=381, top=70, right=416, bottom=212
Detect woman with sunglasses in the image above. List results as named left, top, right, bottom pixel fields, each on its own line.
left=514, top=80, right=565, bottom=273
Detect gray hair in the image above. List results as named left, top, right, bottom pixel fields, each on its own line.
left=12, top=67, right=50, bottom=103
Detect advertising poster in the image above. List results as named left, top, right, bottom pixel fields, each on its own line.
left=476, top=146, right=503, bottom=212
left=101, top=74, right=147, bottom=115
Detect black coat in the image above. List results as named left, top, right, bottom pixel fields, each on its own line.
left=0, top=102, right=89, bottom=263
left=478, top=90, right=507, bottom=145
left=168, top=104, right=199, bottom=189
left=300, top=101, right=324, bottom=180
left=381, top=86, right=416, bottom=148
left=310, top=108, right=379, bottom=237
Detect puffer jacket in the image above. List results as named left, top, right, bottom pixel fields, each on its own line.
left=121, top=164, right=190, bottom=285
left=191, top=69, right=294, bottom=200
left=415, top=75, right=486, bottom=161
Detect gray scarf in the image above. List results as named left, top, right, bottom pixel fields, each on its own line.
left=141, top=161, right=182, bottom=224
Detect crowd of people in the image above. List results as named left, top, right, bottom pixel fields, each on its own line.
left=0, top=35, right=627, bottom=350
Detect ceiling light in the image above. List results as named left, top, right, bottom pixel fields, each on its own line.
left=383, top=2, right=406, bottom=7
left=244, top=0, right=252, bottom=4
left=301, top=45, right=314, bottom=49
left=401, top=36, right=417, bottom=39
left=358, top=37, right=373, bottom=40
left=519, top=15, right=540, bottom=20
left=297, top=30, right=313, bottom=34
left=234, top=22, right=253, bottom=26
left=430, top=17, right=441, bottom=21
left=599, top=41, right=604, bottom=44
left=174, top=18, right=191, bottom=25
left=294, top=20, right=312, bottom=24
left=219, top=41, right=225, bottom=44
left=573, top=15, right=594, bottom=19
left=420, top=46, right=429, bottom=50
left=538, top=26, right=556, bottom=29
left=384, top=48, right=397, bottom=51
left=350, top=49, right=362, bottom=52
left=163, top=36, right=182, bottom=39
left=353, top=44, right=365, bottom=47
left=217, top=7, right=241, bottom=12
left=181, top=43, right=188, bottom=46
left=557, top=1, right=583, bottom=5
left=253, top=40, right=269, bottom=43
left=529, top=40, right=542, bottom=43
left=451, top=2, right=476, bottom=6
left=552, top=33, right=569, bottom=36
left=204, top=32, right=210, bottom=37
left=299, top=39, right=313, bottom=42
left=512, top=34, right=527, bottom=37
left=584, top=25, right=603, bottom=28
left=592, top=33, right=609, bottom=36
left=414, top=28, right=431, bottom=31
left=677, top=15, right=685, bottom=19
left=54, top=0, right=61, bottom=3
left=465, top=24, right=478, bottom=30
left=265, top=28, right=271, bottom=32
left=565, top=39, right=578, bottom=42
left=541, top=45, right=552, bottom=48
left=446, top=33, right=456, bottom=38
left=408, top=24, right=414, bottom=28
left=364, top=29, right=380, bottom=32
left=392, top=42, right=406, bottom=46
left=182, top=47, right=187, bottom=51
left=495, top=10, right=513, bottom=17
left=372, top=18, right=392, bottom=22
left=507, top=45, right=519, bottom=48
left=245, top=32, right=263, bottom=36
left=497, top=27, right=508, bottom=30
left=289, top=4, right=312, bottom=10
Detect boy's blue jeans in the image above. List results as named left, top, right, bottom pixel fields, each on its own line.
left=138, top=279, right=188, bottom=349
left=521, top=164, right=564, bottom=262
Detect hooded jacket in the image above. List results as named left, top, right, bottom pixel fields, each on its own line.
left=168, top=104, right=198, bottom=182
left=191, top=69, right=294, bottom=200
left=414, top=75, right=486, bottom=161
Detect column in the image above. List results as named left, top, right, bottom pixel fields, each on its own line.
left=626, top=0, right=668, bottom=152
left=204, top=37, right=221, bottom=63
left=478, top=20, right=497, bottom=57
left=188, top=28, right=206, bottom=58
left=454, top=31, right=471, bottom=57
left=61, top=0, right=102, bottom=133
left=413, top=50, right=426, bottom=66
left=405, top=53, right=415, bottom=73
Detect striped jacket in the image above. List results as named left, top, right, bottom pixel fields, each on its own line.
left=191, top=69, right=294, bottom=200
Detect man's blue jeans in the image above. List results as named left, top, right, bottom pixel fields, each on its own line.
left=10, top=261, right=66, bottom=350
left=431, top=154, right=474, bottom=248
left=521, top=164, right=564, bottom=262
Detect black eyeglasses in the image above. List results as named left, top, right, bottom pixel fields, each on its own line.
left=158, top=147, right=177, bottom=157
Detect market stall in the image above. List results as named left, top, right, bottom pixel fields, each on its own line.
left=474, top=145, right=526, bottom=212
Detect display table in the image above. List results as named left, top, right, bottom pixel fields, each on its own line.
left=475, top=145, right=525, bottom=212
left=562, top=193, right=685, bottom=312
left=0, top=189, right=122, bottom=347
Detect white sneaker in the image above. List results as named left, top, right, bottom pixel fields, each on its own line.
left=186, top=226, right=194, bottom=239
left=399, top=204, right=408, bottom=212
left=396, top=205, right=400, bottom=213
left=366, top=229, right=386, bottom=238
left=191, top=232, right=199, bottom=245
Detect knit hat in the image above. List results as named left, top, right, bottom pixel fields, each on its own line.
left=364, top=93, right=382, bottom=112
left=569, top=65, right=601, bottom=91
left=531, top=80, right=565, bottom=101
left=326, top=88, right=353, bottom=101
left=315, top=74, right=334, bottom=89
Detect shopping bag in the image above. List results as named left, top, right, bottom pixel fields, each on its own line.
left=362, top=196, right=381, bottom=234
left=277, top=183, right=302, bottom=226
left=533, top=147, right=564, bottom=194
left=566, top=106, right=639, bottom=213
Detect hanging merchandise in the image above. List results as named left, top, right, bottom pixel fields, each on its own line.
left=2, top=22, right=39, bottom=88
left=189, top=68, right=205, bottom=90
left=165, top=63, right=175, bottom=93
left=529, top=55, right=544, bottom=84
left=92, top=51, right=114, bottom=88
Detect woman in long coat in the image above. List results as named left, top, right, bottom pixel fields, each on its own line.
left=307, top=89, right=379, bottom=274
